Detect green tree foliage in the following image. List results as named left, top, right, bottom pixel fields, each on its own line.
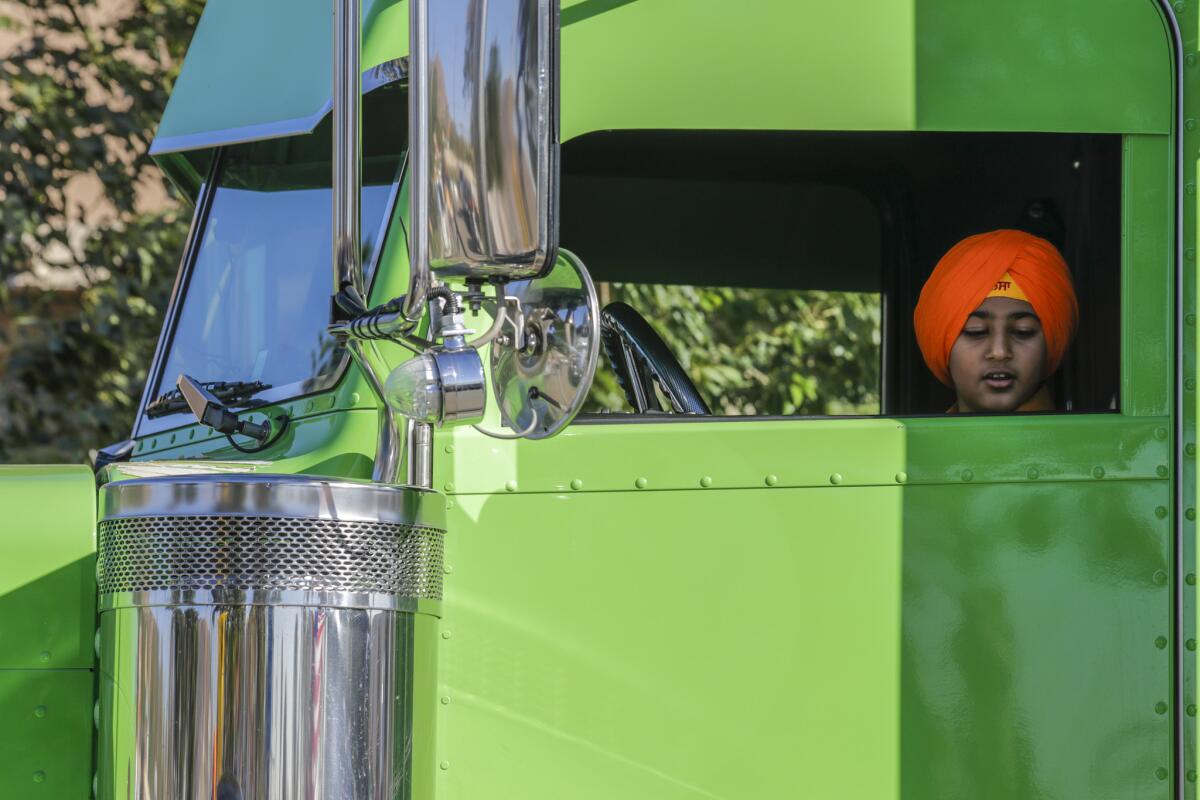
left=588, top=284, right=881, bottom=416
left=0, top=0, right=203, bottom=462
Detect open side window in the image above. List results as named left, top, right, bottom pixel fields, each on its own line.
left=564, top=130, right=1121, bottom=418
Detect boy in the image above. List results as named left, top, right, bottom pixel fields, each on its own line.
left=914, top=229, right=1079, bottom=413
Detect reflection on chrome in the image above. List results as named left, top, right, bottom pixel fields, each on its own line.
left=491, top=249, right=600, bottom=439
left=414, top=0, right=559, bottom=280
left=333, top=0, right=362, bottom=299
left=96, top=476, right=442, bottom=800
left=98, top=603, right=413, bottom=800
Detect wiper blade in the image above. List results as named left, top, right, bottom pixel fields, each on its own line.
left=145, top=379, right=271, bottom=419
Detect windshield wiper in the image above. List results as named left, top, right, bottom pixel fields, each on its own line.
left=145, top=379, right=271, bottom=419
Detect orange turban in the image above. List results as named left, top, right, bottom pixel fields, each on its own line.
left=914, top=229, right=1079, bottom=386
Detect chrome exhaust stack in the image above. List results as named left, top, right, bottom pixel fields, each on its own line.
left=94, top=475, right=444, bottom=799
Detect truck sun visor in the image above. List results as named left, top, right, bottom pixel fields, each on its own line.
left=150, top=0, right=408, bottom=156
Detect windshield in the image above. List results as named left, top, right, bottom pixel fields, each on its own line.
left=143, top=84, right=406, bottom=428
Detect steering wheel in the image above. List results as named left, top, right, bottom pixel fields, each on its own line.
left=599, top=302, right=711, bottom=414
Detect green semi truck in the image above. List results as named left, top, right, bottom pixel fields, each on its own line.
left=1, top=0, right=1196, bottom=797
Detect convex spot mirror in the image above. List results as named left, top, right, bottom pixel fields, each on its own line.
left=412, top=0, right=560, bottom=281
left=491, top=249, right=599, bottom=439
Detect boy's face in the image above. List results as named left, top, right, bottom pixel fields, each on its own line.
left=948, top=296, right=1048, bottom=412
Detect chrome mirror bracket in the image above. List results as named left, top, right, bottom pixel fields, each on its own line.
left=328, top=0, right=567, bottom=485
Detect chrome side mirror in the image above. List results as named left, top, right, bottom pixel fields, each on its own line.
left=332, top=0, right=571, bottom=485
left=488, top=250, right=599, bottom=438
left=411, top=0, right=560, bottom=282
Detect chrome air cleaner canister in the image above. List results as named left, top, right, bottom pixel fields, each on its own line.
left=94, top=475, right=444, bottom=800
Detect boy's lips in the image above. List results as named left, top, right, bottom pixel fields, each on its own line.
left=982, top=370, right=1016, bottom=390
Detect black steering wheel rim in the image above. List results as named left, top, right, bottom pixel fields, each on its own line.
left=599, top=302, right=711, bottom=415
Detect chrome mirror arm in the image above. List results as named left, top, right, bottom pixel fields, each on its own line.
left=331, top=0, right=414, bottom=485
left=406, top=0, right=432, bottom=331
left=332, top=0, right=362, bottom=300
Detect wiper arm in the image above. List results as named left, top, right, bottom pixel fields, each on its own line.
left=145, top=379, right=271, bottom=419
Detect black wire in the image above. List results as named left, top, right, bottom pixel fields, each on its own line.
left=343, top=284, right=460, bottom=343
left=428, top=285, right=461, bottom=315
left=225, top=413, right=290, bottom=454
left=349, top=297, right=407, bottom=341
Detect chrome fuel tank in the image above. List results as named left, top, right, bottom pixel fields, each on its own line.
left=95, top=475, right=444, bottom=800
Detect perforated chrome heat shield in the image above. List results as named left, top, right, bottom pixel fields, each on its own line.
left=98, top=515, right=443, bottom=598
left=95, top=475, right=445, bottom=800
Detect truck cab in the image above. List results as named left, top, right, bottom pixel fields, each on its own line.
left=1, top=1, right=1195, bottom=798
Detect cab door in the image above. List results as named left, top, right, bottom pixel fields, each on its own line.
left=434, top=419, right=906, bottom=798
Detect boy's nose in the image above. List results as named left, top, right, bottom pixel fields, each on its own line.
left=986, top=333, right=1012, bottom=360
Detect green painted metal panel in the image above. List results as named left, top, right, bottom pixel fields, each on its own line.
left=436, top=484, right=904, bottom=798
left=1190, top=136, right=1199, bottom=795
left=900, top=415, right=1171, bottom=485
left=156, top=0, right=919, bottom=156
left=154, top=0, right=1176, bottom=160
left=1183, top=0, right=1197, bottom=781
left=1123, top=135, right=1175, bottom=417
left=0, top=671, right=95, bottom=797
left=559, top=0, right=916, bottom=139
left=117, top=402, right=380, bottom=478
left=432, top=417, right=1171, bottom=797
left=440, top=417, right=907, bottom=493
left=362, top=0, right=408, bottom=72
left=412, top=613, right=440, bottom=800
left=915, top=0, right=1171, bottom=133
left=0, top=466, right=96, bottom=669
left=434, top=414, right=1168, bottom=496
left=901, top=480, right=1171, bottom=797
left=1179, top=0, right=1196, bottom=790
